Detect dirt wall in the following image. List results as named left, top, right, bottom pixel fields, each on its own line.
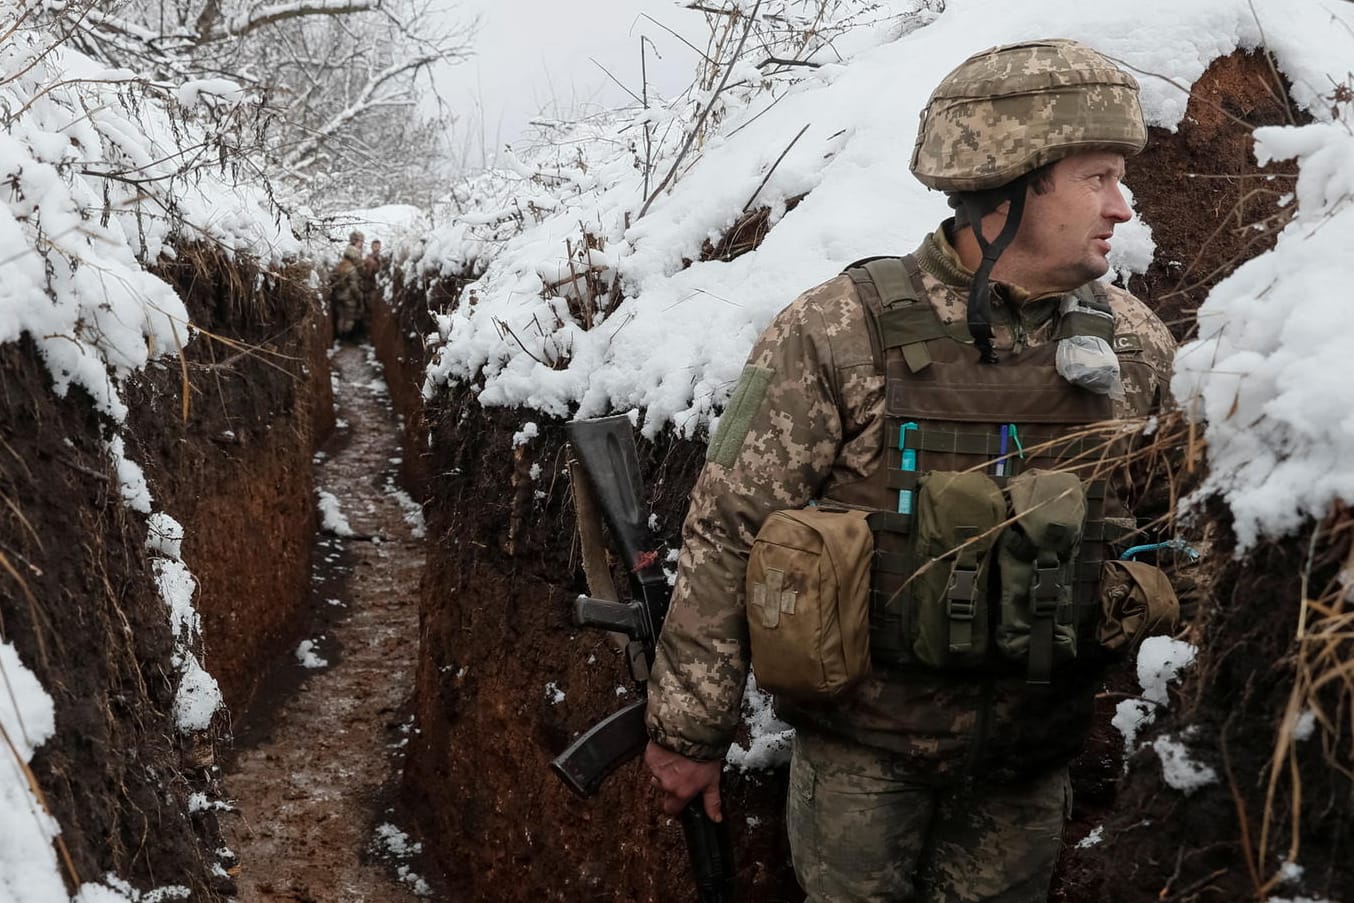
left=0, top=247, right=327, bottom=899
left=1, top=339, right=228, bottom=897
left=400, top=388, right=798, bottom=903
left=126, top=250, right=328, bottom=719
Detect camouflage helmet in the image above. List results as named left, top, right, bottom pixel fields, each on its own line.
left=911, top=39, right=1147, bottom=192
left=349, top=230, right=365, bottom=244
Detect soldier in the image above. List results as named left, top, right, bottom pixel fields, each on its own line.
left=330, top=230, right=365, bottom=340
left=644, top=39, right=1179, bottom=902
left=361, top=238, right=384, bottom=316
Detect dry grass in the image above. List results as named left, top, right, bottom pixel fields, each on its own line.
left=1249, top=507, right=1354, bottom=896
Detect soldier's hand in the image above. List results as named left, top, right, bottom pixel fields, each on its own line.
left=644, top=741, right=724, bottom=821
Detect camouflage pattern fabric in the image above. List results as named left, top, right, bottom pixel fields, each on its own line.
left=331, top=244, right=365, bottom=336
left=787, top=727, right=1069, bottom=902
left=911, top=40, right=1147, bottom=192
left=645, top=223, right=1176, bottom=768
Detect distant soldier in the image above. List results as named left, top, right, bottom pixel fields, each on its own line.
left=361, top=238, right=384, bottom=317
left=330, top=230, right=365, bottom=340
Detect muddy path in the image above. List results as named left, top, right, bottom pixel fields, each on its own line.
left=221, top=343, right=442, bottom=902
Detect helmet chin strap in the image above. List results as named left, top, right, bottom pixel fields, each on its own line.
left=961, top=179, right=1028, bottom=364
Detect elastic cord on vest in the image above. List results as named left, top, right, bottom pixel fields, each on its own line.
left=961, top=179, right=1028, bottom=364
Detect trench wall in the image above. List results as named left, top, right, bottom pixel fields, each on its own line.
left=0, top=247, right=327, bottom=898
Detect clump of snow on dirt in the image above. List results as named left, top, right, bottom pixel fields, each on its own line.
left=370, top=823, right=432, bottom=897
left=108, top=437, right=153, bottom=514
left=148, top=513, right=221, bottom=733
left=725, top=676, right=794, bottom=771
left=1112, top=636, right=1197, bottom=758
left=317, top=490, right=356, bottom=537
left=171, top=652, right=223, bottom=732
left=383, top=480, right=427, bottom=538
left=93, top=877, right=190, bottom=901
left=1075, top=825, right=1104, bottom=849
left=544, top=682, right=566, bottom=705
left=154, top=560, right=200, bottom=639
left=1151, top=731, right=1218, bottom=794
left=512, top=422, right=539, bottom=447
left=186, top=793, right=234, bottom=814
left=296, top=640, right=329, bottom=669
left=145, top=513, right=185, bottom=559
left=373, top=822, right=422, bottom=857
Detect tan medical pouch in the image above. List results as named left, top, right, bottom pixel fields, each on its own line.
left=1097, top=559, right=1180, bottom=652
left=746, top=507, right=873, bottom=698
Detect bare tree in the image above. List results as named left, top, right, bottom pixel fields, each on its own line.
left=56, top=0, right=474, bottom=211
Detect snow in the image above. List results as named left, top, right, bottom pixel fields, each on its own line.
left=1075, top=825, right=1104, bottom=849
left=1136, top=636, right=1199, bottom=707
left=511, top=421, right=540, bottom=447
left=171, top=652, right=223, bottom=732
left=724, top=675, right=794, bottom=771
left=174, top=79, right=246, bottom=108
left=296, top=640, right=329, bottom=669
left=145, top=514, right=185, bottom=560
left=5, top=0, right=1354, bottom=894
left=1174, top=118, right=1354, bottom=548
left=1113, top=636, right=1198, bottom=758
left=1151, top=731, right=1218, bottom=794
left=317, top=489, right=357, bottom=537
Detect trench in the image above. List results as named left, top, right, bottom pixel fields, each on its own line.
left=219, top=343, right=443, bottom=901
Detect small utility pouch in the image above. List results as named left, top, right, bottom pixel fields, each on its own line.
left=995, top=470, right=1087, bottom=685
left=910, top=471, right=1006, bottom=668
left=746, top=506, right=873, bottom=698
left=1097, top=559, right=1180, bottom=652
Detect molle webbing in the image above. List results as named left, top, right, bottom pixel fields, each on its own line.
left=838, top=255, right=1122, bottom=673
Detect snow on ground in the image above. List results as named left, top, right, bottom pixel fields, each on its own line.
left=317, top=489, right=357, bottom=537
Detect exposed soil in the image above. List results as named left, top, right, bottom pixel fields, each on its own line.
left=0, top=338, right=227, bottom=899
left=398, top=362, right=800, bottom=903
left=128, top=251, right=325, bottom=718
left=220, top=343, right=442, bottom=902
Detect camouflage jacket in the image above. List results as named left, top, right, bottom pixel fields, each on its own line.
left=330, top=246, right=365, bottom=312
left=646, top=224, right=1176, bottom=775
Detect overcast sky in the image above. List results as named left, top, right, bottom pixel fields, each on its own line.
left=435, top=0, right=708, bottom=169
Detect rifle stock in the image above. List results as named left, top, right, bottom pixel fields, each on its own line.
left=554, top=415, right=736, bottom=903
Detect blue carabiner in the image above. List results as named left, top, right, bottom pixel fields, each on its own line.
left=1119, top=539, right=1200, bottom=562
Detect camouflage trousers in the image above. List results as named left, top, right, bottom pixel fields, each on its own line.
left=787, top=729, right=1070, bottom=902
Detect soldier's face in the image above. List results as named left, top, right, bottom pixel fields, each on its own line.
left=1005, top=152, right=1132, bottom=291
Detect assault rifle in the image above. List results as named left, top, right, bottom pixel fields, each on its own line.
left=551, top=415, right=736, bottom=903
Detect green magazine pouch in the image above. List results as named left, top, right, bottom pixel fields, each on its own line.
left=995, top=470, right=1087, bottom=684
left=911, top=471, right=1005, bottom=668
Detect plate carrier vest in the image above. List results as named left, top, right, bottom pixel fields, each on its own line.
left=829, top=255, right=1130, bottom=682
